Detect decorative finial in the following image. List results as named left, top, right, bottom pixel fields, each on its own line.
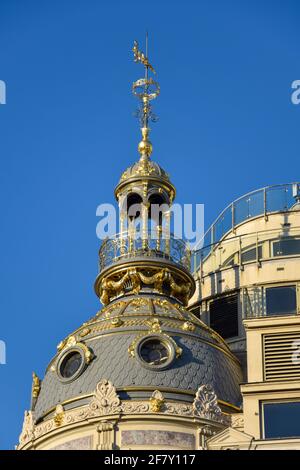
left=32, top=372, right=40, bottom=399
left=31, top=371, right=41, bottom=409
left=132, top=34, right=160, bottom=161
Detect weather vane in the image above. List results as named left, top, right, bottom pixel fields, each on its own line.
left=132, top=34, right=160, bottom=160
left=133, top=39, right=155, bottom=74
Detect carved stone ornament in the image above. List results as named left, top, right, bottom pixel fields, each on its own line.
left=18, top=380, right=229, bottom=448
left=90, top=379, right=121, bottom=415
left=193, top=384, right=230, bottom=425
left=19, top=410, right=35, bottom=445
left=97, top=421, right=116, bottom=450
left=231, top=413, right=244, bottom=430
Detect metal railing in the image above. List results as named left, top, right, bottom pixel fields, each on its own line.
left=242, top=286, right=299, bottom=319
left=191, top=226, right=300, bottom=278
left=242, top=286, right=266, bottom=319
left=192, top=183, right=300, bottom=274
left=99, top=230, right=191, bottom=272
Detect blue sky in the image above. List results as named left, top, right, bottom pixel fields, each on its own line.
left=0, top=0, right=299, bottom=449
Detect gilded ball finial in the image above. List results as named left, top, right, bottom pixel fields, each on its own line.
left=138, top=138, right=152, bottom=158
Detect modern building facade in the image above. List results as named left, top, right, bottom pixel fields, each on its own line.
left=190, top=183, right=300, bottom=449
left=17, top=42, right=300, bottom=450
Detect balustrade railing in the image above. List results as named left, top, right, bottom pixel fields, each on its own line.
left=99, top=230, right=191, bottom=272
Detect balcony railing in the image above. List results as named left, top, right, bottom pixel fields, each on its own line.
left=192, top=183, right=300, bottom=274
left=242, top=286, right=299, bottom=319
left=98, top=230, right=191, bottom=272
left=242, top=286, right=266, bottom=319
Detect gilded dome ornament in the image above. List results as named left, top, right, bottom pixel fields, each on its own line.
left=150, top=390, right=165, bottom=412
left=31, top=372, right=40, bottom=400
left=53, top=405, right=65, bottom=427
left=79, top=327, right=91, bottom=338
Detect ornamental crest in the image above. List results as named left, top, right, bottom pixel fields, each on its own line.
left=90, top=379, right=121, bottom=415
left=193, top=384, right=229, bottom=424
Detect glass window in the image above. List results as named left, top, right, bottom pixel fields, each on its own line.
left=140, top=339, right=169, bottom=366
left=59, top=351, right=83, bottom=379
left=266, top=285, right=297, bottom=316
left=263, top=401, right=300, bottom=439
left=222, top=245, right=262, bottom=267
left=241, top=245, right=262, bottom=263
left=136, top=335, right=175, bottom=370
left=222, top=254, right=236, bottom=267
left=273, top=238, right=300, bottom=257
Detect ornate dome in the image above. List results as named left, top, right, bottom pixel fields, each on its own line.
left=32, top=294, right=242, bottom=423
left=115, top=156, right=175, bottom=200
left=119, top=159, right=170, bottom=184
left=18, top=39, right=244, bottom=451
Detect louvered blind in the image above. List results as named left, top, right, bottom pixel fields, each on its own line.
left=264, top=332, right=300, bottom=381
left=209, top=294, right=238, bottom=339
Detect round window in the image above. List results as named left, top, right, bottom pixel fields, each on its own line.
left=57, top=349, right=86, bottom=382
left=60, top=352, right=82, bottom=378
left=136, top=336, right=175, bottom=370
left=140, top=339, right=169, bottom=365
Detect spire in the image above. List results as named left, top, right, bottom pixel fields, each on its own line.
left=132, top=34, right=160, bottom=161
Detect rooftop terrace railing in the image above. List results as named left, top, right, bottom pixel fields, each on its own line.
left=192, top=183, right=300, bottom=274
left=191, top=226, right=300, bottom=277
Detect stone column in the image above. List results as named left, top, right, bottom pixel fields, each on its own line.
left=97, top=420, right=117, bottom=450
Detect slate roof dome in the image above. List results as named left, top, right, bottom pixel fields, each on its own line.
left=114, top=158, right=175, bottom=199
left=119, top=159, right=170, bottom=183
left=33, top=294, right=242, bottom=422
